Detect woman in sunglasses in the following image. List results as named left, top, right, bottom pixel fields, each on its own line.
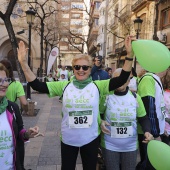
left=0, top=63, right=39, bottom=170
left=17, top=36, right=134, bottom=170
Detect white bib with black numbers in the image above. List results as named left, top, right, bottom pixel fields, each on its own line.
left=68, top=110, right=93, bottom=128
left=61, top=82, right=100, bottom=147
left=111, top=121, right=133, bottom=138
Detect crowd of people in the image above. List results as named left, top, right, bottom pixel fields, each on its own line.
left=0, top=35, right=169, bottom=169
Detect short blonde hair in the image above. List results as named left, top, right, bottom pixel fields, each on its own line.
left=72, top=54, right=93, bottom=67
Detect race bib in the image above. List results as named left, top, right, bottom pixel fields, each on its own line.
left=69, top=110, right=93, bottom=128
left=111, top=122, right=133, bottom=138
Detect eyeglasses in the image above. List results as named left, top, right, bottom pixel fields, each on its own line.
left=0, top=78, right=11, bottom=85
left=73, top=65, right=91, bottom=71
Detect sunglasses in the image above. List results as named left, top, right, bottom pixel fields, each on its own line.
left=73, top=65, right=91, bottom=71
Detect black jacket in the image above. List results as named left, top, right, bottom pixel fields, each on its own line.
left=6, top=100, right=26, bottom=170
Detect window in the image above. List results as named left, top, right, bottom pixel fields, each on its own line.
left=70, top=29, right=82, bottom=34
left=101, top=26, right=103, bottom=33
left=71, top=4, right=84, bottom=9
left=60, top=46, right=68, bottom=50
left=62, top=14, right=69, bottom=18
left=61, top=5, right=70, bottom=10
left=72, top=14, right=80, bottom=19
left=70, top=20, right=82, bottom=25
left=95, top=2, right=101, bottom=9
left=61, top=22, right=69, bottom=26
left=162, top=9, right=170, bottom=28
left=94, top=19, right=99, bottom=26
left=61, top=37, right=68, bottom=42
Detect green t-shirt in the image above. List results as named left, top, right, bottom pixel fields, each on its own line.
left=6, top=81, right=25, bottom=102
left=46, top=79, right=110, bottom=98
left=137, top=73, right=156, bottom=98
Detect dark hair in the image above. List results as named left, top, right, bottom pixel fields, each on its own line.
left=0, top=59, right=15, bottom=81
left=95, top=55, right=102, bottom=61
left=131, top=67, right=137, bottom=77
left=0, top=63, right=9, bottom=77
left=161, top=68, right=170, bottom=90
left=105, top=67, right=112, bottom=72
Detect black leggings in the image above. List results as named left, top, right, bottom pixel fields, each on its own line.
left=61, top=136, right=100, bottom=170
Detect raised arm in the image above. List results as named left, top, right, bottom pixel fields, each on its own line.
left=17, top=41, right=49, bottom=94
left=17, top=41, right=36, bottom=82
left=109, top=36, right=135, bottom=91
left=122, top=35, right=134, bottom=72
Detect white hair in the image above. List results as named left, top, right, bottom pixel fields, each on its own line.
left=112, top=68, right=122, bottom=77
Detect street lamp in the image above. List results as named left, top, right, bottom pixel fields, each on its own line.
left=133, top=16, right=143, bottom=71
left=96, top=43, right=101, bottom=56
left=26, top=7, right=36, bottom=99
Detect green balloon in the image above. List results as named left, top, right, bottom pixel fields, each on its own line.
left=147, top=140, right=170, bottom=170
left=132, top=40, right=170, bottom=73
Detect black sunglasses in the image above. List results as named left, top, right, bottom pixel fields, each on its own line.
left=73, top=65, right=91, bottom=71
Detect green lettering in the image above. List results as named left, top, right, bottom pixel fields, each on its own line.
left=4, top=137, right=8, bottom=142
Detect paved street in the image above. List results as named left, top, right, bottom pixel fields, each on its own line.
left=23, top=93, right=82, bottom=170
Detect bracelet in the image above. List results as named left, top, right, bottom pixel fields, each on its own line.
left=125, top=57, right=133, bottom=61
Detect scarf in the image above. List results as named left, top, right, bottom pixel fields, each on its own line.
left=0, top=97, right=8, bottom=114
left=72, top=76, right=92, bottom=89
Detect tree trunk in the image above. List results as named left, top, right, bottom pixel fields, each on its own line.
left=4, top=16, right=26, bottom=83
left=39, top=20, right=44, bottom=78
left=45, top=41, right=48, bottom=74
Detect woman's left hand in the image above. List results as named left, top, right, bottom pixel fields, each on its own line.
left=124, top=35, right=135, bottom=58
left=142, top=132, right=154, bottom=143
left=27, top=126, right=44, bottom=138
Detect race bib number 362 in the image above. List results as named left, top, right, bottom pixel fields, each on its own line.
left=111, top=122, right=133, bottom=138
left=69, top=110, right=93, bottom=128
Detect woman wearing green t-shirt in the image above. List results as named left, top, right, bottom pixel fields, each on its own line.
left=17, top=36, right=135, bottom=170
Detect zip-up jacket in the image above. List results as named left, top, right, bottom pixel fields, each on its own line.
left=6, top=100, right=28, bottom=170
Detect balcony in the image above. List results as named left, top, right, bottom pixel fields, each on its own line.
left=93, top=0, right=102, bottom=2
left=131, top=0, right=148, bottom=12
left=90, top=24, right=99, bottom=36
left=119, top=4, right=131, bottom=19
left=107, top=46, right=115, bottom=55
left=110, top=17, right=118, bottom=29
left=115, top=40, right=124, bottom=53
left=93, top=9, right=99, bottom=18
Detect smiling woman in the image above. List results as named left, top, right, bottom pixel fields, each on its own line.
left=17, top=35, right=135, bottom=170
left=0, top=63, right=40, bottom=170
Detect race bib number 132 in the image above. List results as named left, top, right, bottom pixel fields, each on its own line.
left=111, top=122, right=133, bottom=138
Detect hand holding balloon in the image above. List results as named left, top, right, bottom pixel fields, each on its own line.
left=142, top=132, right=154, bottom=143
